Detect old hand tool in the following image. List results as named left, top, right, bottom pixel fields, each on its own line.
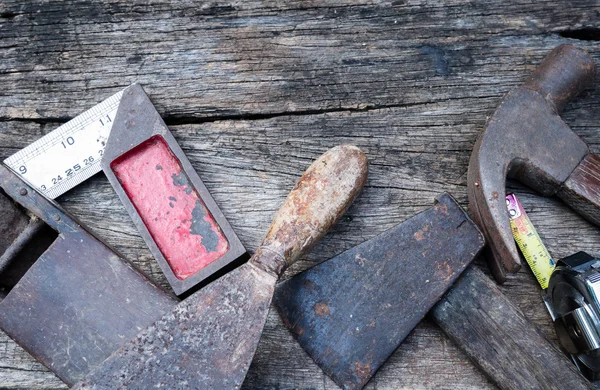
left=432, top=266, right=592, bottom=390
left=436, top=194, right=591, bottom=390
left=73, top=145, right=368, bottom=389
left=467, top=44, right=598, bottom=283
left=5, top=84, right=245, bottom=295
left=0, top=165, right=177, bottom=386
left=275, top=193, right=485, bottom=389
left=545, top=252, right=600, bottom=381
left=276, top=195, right=592, bottom=390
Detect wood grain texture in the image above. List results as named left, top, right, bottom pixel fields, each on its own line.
left=560, top=153, right=600, bottom=227
left=432, top=266, right=592, bottom=390
left=0, top=0, right=600, bottom=388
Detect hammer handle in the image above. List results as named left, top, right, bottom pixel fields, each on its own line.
left=559, top=153, right=600, bottom=227
left=432, top=266, right=592, bottom=390
left=523, top=45, right=596, bottom=112
left=251, top=145, right=368, bottom=277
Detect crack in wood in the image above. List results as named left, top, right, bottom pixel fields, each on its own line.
left=558, top=27, right=600, bottom=41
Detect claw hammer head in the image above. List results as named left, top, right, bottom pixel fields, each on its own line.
left=467, top=44, right=596, bottom=283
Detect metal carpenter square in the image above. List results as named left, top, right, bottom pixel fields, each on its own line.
left=4, top=90, right=124, bottom=199
left=4, top=84, right=246, bottom=295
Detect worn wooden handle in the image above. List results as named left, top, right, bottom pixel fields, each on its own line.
left=251, top=145, right=368, bottom=277
left=431, top=266, right=592, bottom=390
left=558, top=153, right=600, bottom=227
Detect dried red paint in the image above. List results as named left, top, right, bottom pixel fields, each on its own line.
left=111, top=136, right=229, bottom=280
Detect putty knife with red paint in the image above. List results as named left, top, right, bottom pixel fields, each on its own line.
left=73, top=144, right=368, bottom=389
left=4, top=84, right=245, bottom=295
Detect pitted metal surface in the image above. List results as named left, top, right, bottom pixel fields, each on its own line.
left=74, top=145, right=368, bottom=389
left=0, top=165, right=177, bottom=385
left=274, top=193, right=485, bottom=389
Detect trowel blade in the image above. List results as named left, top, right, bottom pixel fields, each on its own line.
left=273, top=193, right=485, bottom=390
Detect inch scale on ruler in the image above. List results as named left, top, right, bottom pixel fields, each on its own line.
left=506, top=193, right=556, bottom=289
left=4, top=89, right=124, bottom=199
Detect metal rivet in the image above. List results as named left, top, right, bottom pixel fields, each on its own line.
left=19, top=188, right=27, bottom=196
left=474, top=182, right=480, bottom=187
left=53, top=214, right=61, bottom=222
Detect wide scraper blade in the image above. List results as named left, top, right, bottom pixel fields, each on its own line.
left=75, top=262, right=276, bottom=389
left=274, top=193, right=485, bottom=390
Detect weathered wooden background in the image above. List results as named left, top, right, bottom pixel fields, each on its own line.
left=1, top=0, right=600, bottom=389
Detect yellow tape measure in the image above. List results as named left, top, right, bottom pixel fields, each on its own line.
left=506, top=194, right=556, bottom=289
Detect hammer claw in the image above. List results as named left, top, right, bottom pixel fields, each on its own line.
left=468, top=142, right=522, bottom=282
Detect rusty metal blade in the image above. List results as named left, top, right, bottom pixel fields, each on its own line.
left=74, top=262, right=276, bottom=389
left=74, top=144, right=368, bottom=390
left=0, top=166, right=177, bottom=386
left=273, top=193, right=485, bottom=390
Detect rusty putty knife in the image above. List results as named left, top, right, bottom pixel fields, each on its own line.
left=275, top=193, right=485, bottom=389
left=73, top=144, right=368, bottom=389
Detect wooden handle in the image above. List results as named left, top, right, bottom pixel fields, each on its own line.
left=558, top=153, right=600, bottom=227
left=431, top=266, right=592, bottom=390
left=251, top=145, right=367, bottom=277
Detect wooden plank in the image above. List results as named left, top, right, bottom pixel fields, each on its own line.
left=0, top=1, right=598, bottom=120
left=0, top=0, right=599, bottom=388
left=432, top=267, right=591, bottom=390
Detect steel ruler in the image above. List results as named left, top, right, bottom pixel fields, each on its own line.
left=4, top=89, right=125, bottom=199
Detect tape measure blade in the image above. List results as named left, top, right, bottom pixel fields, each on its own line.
left=4, top=89, right=125, bottom=199
left=507, top=193, right=555, bottom=289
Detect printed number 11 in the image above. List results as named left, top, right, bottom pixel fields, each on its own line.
left=99, top=114, right=112, bottom=127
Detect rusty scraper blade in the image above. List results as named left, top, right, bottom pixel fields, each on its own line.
left=0, top=165, right=178, bottom=386
left=274, top=193, right=485, bottom=390
left=73, top=145, right=368, bottom=389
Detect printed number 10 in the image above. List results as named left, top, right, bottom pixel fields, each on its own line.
left=61, top=136, right=75, bottom=149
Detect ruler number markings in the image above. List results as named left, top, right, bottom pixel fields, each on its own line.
left=4, top=89, right=124, bottom=199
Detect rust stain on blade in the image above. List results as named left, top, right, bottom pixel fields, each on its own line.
left=74, top=145, right=368, bottom=390
left=354, top=361, right=372, bottom=382
left=314, top=302, right=330, bottom=316
left=413, top=224, right=429, bottom=241
left=274, top=193, right=485, bottom=390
